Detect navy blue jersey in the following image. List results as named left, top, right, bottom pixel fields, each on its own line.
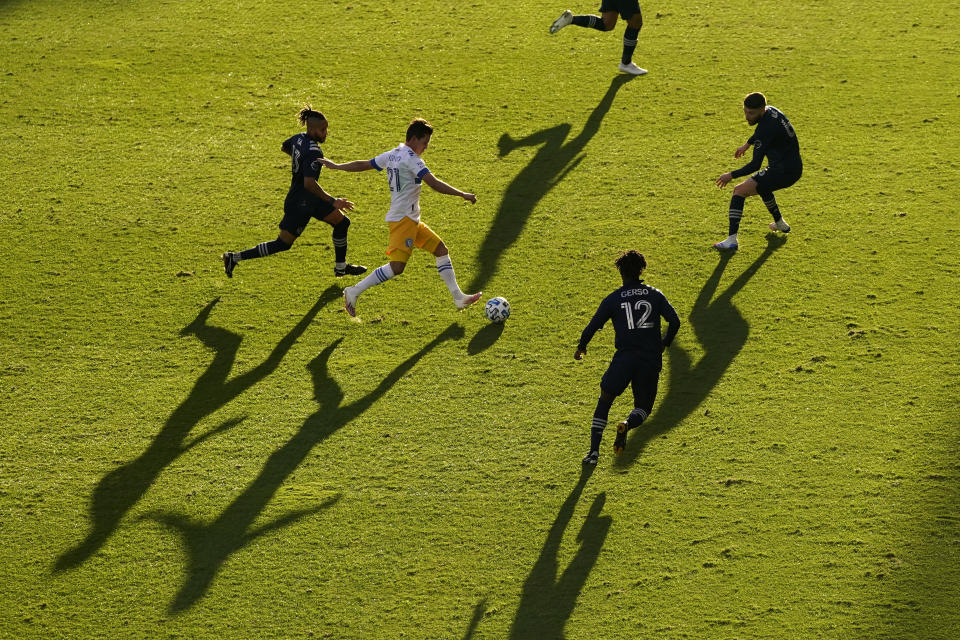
left=578, top=280, right=681, bottom=358
left=732, top=106, right=802, bottom=178
left=282, top=133, right=325, bottom=204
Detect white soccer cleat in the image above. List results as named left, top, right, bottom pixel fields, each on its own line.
left=769, top=219, right=791, bottom=233
left=713, top=237, right=739, bottom=251
left=550, top=10, right=573, bottom=34
left=618, top=62, right=648, bottom=75
left=343, top=286, right=359, bottom=317
left=455, top=292, right=483, bottom=310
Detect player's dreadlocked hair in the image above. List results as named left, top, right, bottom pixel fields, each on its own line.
left=743, top=92, right=766, bottom=109
left=298, top=105, right=326, bottom=125
left=615, top=250, right=647, bottom=281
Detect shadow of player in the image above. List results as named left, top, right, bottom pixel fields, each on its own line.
left=467, top=74, right=635, bottom=293
left=54, top=286, right=341, bottom=573
left=509, top=466, right=611, bottom=639
left=615, top=234, right=788, bottom=468
left=143, top=322, right=465, bottom=613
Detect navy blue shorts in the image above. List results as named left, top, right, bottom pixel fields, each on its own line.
left=280, top=193, right=335, bottom=237
left=752, top=165, right=802, bottom=194
left=600, top=350, right=661, bottom=411
left=599, top=0, right=641, bottom=19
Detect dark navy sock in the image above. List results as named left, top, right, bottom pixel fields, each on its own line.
left=626, top=407, right=649, bottom=429
left=758, top=190, right=782, bottom=222
left=590, top=396, right=613, bottom=451
left=622, top=27, right=639, bottom=64
left=238, top=237, right=291, bottom=261
left=728, top=194, right=745, bottom=236
left=573, top=15, right=607, bottom=31
left=332, top=216, right=350, bottom=263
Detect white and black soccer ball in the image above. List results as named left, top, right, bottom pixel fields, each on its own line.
left=484, top=296, right=511, bottom=323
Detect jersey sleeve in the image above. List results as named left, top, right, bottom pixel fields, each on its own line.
left=370, top=149, right=392, bottom=172
left=577, top=295, right=614, bottom=352
left=281, top=134, right=297, bottom=156
left=658, top=293, right=681, bottom=347
left=408, top=154, right=430, bottom=179
left=302, top=141, right=323, bottom=180
left=731, top=136, right=766, bottom=178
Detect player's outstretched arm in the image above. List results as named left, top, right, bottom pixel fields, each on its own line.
left=422, top=173, right=476, bottom=203
left=303, top=177, right=355, bottom=211
left=321, top=158, right=373, bottom=172
left=734, top=141, right=752, bottom=158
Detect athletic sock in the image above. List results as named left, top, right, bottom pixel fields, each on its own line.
left=332, top=222, right=349, bottom=263
left=590, top=396, right=613, bottom=452
left=625, top=407, right=649, bottom=429
left=760, top=192, right=783, bottom=222
left=237, top=238, right=290, bottom=261
left=728, top=194, right=745, bottom=236
left=622, top=27, right=639, bottom=64
left=572, top=15, right=607, bottom=31
left=435, top=255, right=464, bottom=300
left=353, top=263, right=395, bottom=294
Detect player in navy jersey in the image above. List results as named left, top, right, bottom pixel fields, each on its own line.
left=220, top=107, right=366, bottom=278
left=575, top=250, right=681, bottom=464
left=549, top=0, right=648, bottom=75
left=714, top=92, right=802, bottom=250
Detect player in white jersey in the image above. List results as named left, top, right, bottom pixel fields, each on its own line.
left=321, top=118, right=482, bottom=318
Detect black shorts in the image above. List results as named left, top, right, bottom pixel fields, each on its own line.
left=280, top=192, right=335, bottom=237
left=600, top=350, right=661, bottom=411
left=599, top=0, right=641, bottom=19
left=752, top=165, right=802, bottom=194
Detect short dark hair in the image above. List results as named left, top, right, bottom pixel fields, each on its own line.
left=298, top=105, right=326, bottom=126
left=615, top=250, right=647, bottom=280
left=743, top=92, right=766, bottom=110
left=406, top=118, right=433, bottom=141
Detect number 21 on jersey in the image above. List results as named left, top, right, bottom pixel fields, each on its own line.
left=387, top=167, right=402, bottom=192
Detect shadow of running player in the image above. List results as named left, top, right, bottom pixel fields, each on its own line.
left=509, top=466, right=611, bottom=640
left=142, top=322, right=465, bottom=613
left=467, top=74, right=635, bottom=293
left=614, top=234, right=788, bottom=468
left=54, top=286, right=340, bottom=573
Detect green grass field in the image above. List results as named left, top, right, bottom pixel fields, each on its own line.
left=2, top=0, right=959, bottom=637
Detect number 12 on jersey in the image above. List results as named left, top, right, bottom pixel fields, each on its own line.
left=621, top=300, right=654, bottom=330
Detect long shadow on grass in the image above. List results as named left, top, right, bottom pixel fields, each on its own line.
left=467, top=74, right=635, bottom=293
left=143, top=322, right=465, bottom=613
left=614, top=234, right=788, bottom=468
left=509, top=466, right=611, bottom=640
left=54, top=286, right=340, bottom=573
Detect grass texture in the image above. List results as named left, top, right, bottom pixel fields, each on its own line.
left=1, top=0, right=958, bottom=637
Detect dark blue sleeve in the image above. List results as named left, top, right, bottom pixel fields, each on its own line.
left=578, top=296, right=614, bottom=351
left=659, top=294, right=681, bottom=347
left=302, top=144, right=322, bottom=180
left=731, top=140, right=765, bottom=178
left=281, top=134, right=297, bottom=156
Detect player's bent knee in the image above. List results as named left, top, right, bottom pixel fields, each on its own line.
left=272, top=236, right=292, bottom=252
left=332, top=215, right=351, bottom=236
left=390, top=261, right=407, bottom=275
left=733, top=183, right=756, bottom=197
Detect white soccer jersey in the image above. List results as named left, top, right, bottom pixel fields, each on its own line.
left=370, top=143, right=431, bottom=222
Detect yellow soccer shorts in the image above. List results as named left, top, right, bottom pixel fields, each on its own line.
left=385, top=217, right=442, bottom=263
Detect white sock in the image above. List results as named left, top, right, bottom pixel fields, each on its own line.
left=436, top=255, right=463, bottom=300
left=354, top=263, right=394, bottom=294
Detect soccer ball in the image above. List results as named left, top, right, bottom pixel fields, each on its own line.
left=484, top=296, right=511, bottom=323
